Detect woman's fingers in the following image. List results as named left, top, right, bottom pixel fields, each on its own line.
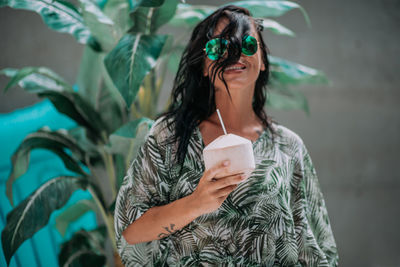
left=216, top=184, right=238, bottom=198
left=192, top=161, right=250, bottom=215
left=212, top=173, right=246, bottom=190
left=204, top=160, right=230, bottom=181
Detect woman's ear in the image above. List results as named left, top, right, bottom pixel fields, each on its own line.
left=203, top=62, right=209, bottom=77
left=260, top=61, right=266, bottom=71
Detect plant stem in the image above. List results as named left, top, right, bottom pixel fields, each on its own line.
left=156, top=31, right=188, bottom=112
left=150, top=69, right=157, bottom=116
left=125, top=140, right=136, bottom=170
left=88, top=187, right=117, bottom=252
left=107, top=153, right=117, bottom=197
left=143, top=74, right=152, bottom=117
left=98, top=132, right=117, bottom=199
left=100, top=148, right=117, bottom=199
left=130, top=102, right=142, bottom=120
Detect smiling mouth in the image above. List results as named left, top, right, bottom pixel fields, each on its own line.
left=225, top=65, right=246, bottom=71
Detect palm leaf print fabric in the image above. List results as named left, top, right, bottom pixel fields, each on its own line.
left=114, top=117, right=339, bottom=266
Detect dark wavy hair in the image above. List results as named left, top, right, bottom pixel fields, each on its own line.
left=158, top=5, right=277, bottom=168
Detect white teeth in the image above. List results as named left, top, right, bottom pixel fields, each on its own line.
left=226, top=66, right=245, bottom=70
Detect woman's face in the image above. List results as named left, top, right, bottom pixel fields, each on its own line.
left=202, top=17, right=265, bottom=92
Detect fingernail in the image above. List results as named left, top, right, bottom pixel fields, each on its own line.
left=223, top=160, right=230, bottom=166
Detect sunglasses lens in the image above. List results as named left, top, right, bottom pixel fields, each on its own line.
left=242, top=35, right=258, bottom=56
left=205, top=38, right=228, bottom=60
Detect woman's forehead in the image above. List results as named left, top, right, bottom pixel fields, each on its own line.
left=212, top=17, right=256, bottom=37
left=213, top=17, right=230, bottom=35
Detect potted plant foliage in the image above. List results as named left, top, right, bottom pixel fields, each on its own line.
left=0, top=0, right=328, bottom=265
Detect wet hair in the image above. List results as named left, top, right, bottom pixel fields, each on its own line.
left=158, top=5, right=277, bottom=169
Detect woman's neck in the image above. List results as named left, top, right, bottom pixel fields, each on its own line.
left=209, top=86, right=261, bottom=132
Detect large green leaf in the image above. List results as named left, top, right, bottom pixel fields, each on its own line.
left=97, top=60, right=127, bottom=132
left=79, top=0, right=118, bottom=51
left=155, top=35, right=175, bottom=89
left=168, top=4, right=216, bottom=28
left=55, top=199, right=97, bottom=237
left=76, top=47, right=126, bottom=133
left=0, top=0, right=101, bottom=50
left=58, top=227, right=106, bottom=267
left=1, top=67, right=73, bottom=93
left=111, top=117, right=153, bottom=138
left=128, top=0, right=165, bottom=10
left=114, top=154, right=126, bottom=189
left=79, top=0, right=116, bottom=52
left=39, top=91, right=110, bottom=139
left=1, top=66, right=109, bottom=137
left=102, top=0, right=132, bottom=40
left=1, top=176, right=89, bottom=266
left=67, top=127, right=100, bottom=158
left=60, top=250, right=105, bottom=267
left=166, top=44, right=185, bottom=75
left=6, top=128, right=88, bottom=206
left=76, top=47, right=103, bottom=108
left=229, top=0, right=311, bottom=27
left=105, top=117, right=151, bottom=189
left=262, top=19, right=295, bottom=37
left=106, top=118, right=153, bottom=166
left=130, top=0, right=179, bottom=34
left=269, top=56, right=329, bottom=86
left=104, top=33, right=167, bottom=108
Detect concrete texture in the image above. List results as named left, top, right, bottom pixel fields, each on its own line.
left=1, top=0, right=399, bottom=266
left=0, top=7, right=83, bottom=113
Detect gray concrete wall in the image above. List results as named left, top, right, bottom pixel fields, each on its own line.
left=261, top=1, right=400, bottom=266
left=0, top=8, right=83, bottom=112
left=1, top=0, right=399, bottom=266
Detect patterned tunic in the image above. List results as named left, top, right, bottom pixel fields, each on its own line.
left=114, top=117, right=339, bottom=266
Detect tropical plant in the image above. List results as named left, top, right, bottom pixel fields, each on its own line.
left=0, top=0, right=328, bottom=266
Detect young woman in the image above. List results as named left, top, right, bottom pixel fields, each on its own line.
left=114, top=5, right=339, bottom=266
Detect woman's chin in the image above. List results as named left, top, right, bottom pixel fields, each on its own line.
left=223, top=80, right=256, bottom=90
left=215, top=84, right=253, bottom=93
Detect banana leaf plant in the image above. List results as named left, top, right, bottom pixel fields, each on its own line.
left=0, top=0, right=328, bottom=266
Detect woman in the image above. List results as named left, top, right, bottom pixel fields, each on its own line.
left=114, top=5, right=339, bottom=266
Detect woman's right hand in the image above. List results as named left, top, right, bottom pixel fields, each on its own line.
left=188, top=160, right=247, bottom=216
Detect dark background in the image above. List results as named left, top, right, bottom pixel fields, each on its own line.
left=1, top=0, right=400, bottom=266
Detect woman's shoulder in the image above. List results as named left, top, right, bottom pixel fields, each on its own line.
left=147, top=115, right=176, bottom=147
left=271, top=121, right=306, bottom=149
left=268, top=122, right=310, bottom=164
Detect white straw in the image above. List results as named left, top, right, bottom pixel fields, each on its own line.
left=216, top=109, right=227, bottom=135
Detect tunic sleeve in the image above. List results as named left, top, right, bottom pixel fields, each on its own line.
left=294, top=143, right=339, bottom=266
left=114, top=133, right=170, bottom=266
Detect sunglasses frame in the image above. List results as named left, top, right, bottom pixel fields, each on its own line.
left=203, top=35, right=260, bottom=61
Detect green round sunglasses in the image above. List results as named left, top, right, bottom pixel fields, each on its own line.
left=204, top=35, right=259, bottom=61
